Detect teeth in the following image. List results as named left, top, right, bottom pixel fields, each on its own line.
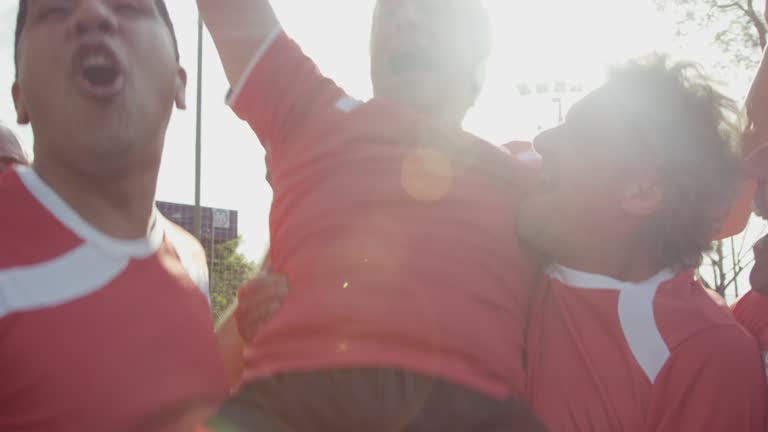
left=83, top=54, right=113, bottom=68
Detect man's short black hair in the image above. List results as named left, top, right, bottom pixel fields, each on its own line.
left=14, top=0, right=180, bottom=77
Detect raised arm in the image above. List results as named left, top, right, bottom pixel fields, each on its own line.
left=196, top=0, right=280, bottom=87
left=198, top=0, right=346, bottom=173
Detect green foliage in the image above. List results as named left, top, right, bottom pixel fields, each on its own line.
left=203, top=237, right=259, bottom=323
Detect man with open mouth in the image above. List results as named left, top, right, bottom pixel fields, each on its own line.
left=0, top=1, right=239, bottom=430
left=199, top=0, right=546, bottom=430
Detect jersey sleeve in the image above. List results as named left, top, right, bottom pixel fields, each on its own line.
left=226, top=28, right=347, bottom=160
left=649, top=325, right=767, bottom=432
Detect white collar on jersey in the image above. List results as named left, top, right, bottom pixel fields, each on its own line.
left=546, top=264, right=676, bottom=291
left=15, top=165, right=165, bottom=259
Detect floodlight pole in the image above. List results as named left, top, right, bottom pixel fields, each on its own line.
left=194, top=14, right=204, bottom=240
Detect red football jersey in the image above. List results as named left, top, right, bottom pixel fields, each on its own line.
left=527, top=266, right=766, bottom=431
left=0, top=167, right=229, bottom=432
left=733, top=289, right=768, bottom=378
left=229, top=29, right=535, bottom=399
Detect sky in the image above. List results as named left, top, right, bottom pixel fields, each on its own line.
left=0, top=1, right=764, bottom=299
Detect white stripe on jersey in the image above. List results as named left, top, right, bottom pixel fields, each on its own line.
left=2, top=167, right=211, bottom=315
left=0, top=244, right=130, bottom=318
left=547, top=265, right=675, bottom=382
left=226, top=25, right=283, bottom=107
left=16, top=166, right=164, bottom=259
left=618, top=281, right=671, bottom=383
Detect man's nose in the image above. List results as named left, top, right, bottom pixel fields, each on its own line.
left=73, top=0, right=119, bottom=37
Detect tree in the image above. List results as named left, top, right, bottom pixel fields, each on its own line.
left=205, top=237, right=260, bottom=323
left=656, top=0, right=768, bottom=301
left=699, top=219, right=767, bottom=298
left=655, top=0, right=766, bottom=92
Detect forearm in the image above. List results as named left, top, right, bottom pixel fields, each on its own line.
left=197, top=0, right=280, bottom=87
left=214, top=301, right=245, bottom=389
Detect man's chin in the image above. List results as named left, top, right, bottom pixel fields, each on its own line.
left=376, top=76, right=432, bottom=107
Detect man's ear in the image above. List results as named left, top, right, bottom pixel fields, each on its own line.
left=12, top=81, right=30, bottom=125
left=174, top=66, right=188, bottom=110
left=622, top=174, right=664, bottom=216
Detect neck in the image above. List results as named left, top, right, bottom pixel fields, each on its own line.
left=427, top=106, right=466, bottom=130
left=378, top=93, right=468, bottom=130
left=32, top=154, right=160, bottom=240
left=554, top=230, right=667, bottom=283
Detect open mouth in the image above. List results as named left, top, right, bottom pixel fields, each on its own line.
left=74, top=43, right=125, bottom=98
left=388, top=50, right=432, bottom=75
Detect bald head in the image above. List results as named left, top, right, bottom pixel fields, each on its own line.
left=0, top=125, right=28, bottom=165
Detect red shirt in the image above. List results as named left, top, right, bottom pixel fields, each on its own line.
left=229, top=29, right=535, bottom=399
left=527, top=266, right=766, bottom=431
left=0, top=167, right=229, bottom=432
left=733, top=290, right=768, bottom=378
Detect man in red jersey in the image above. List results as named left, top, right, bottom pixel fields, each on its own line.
left=0, top=124, right=28, bottom=166
left=732, top=148, right=768, bottom=373
left=0, top=1, right=237, bottom=430
left=199, top=0, right=545, bottom=430
left=730, top=0, right=768, bottom=388
left=519, top=55, right=766, bottom=431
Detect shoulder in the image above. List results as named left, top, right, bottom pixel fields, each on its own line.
left=673, top=322, right=758, bottom=359
left=0, top=164, right=24, bottom=195
left=656, top=285, right=761, bottom=381
left=732, top=290, right=768, bottom=347
left=650, top=323, right=765, bottom=432
left=654, top=277, right=741, bottom=349
left=0, top=167, right=82, bottom=270
left=658, top=322, right=762, bottom=389
left=227, top=28, right=348, bottom=118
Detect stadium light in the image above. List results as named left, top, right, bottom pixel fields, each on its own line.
left=194, top=14, right=204, bottom=240
left=516, top=81, right=585, bottom=125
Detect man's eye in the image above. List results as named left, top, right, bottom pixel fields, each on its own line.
left=114, top=2, right=141, bottom=15
left=113, top=0, right=146, bottom=15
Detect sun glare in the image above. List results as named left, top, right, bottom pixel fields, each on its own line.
left=0, top=1, right=685, bottom=263
left=466, top=0, right=674, bottom=143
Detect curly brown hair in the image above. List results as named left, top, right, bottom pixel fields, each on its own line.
left=602, top=54, right=745, bottom=269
